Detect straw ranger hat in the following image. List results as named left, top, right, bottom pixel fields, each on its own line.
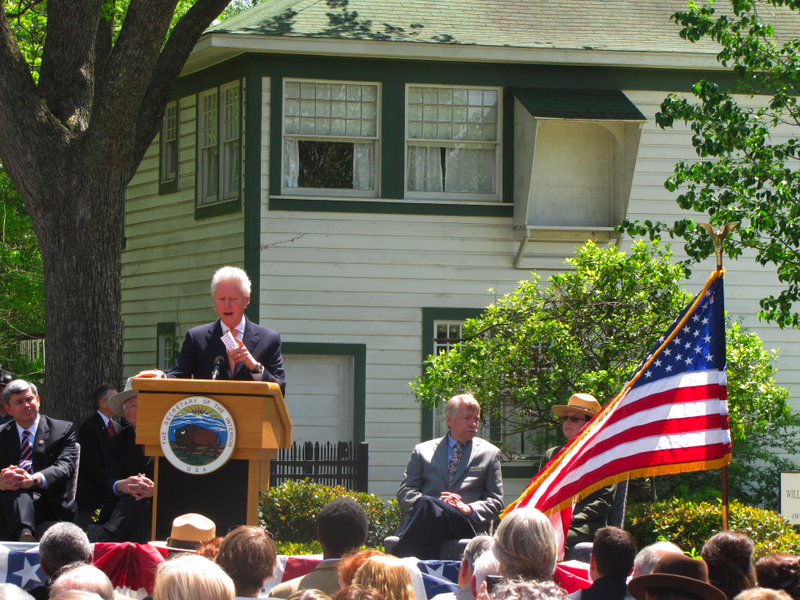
left=628, top=554, right=727, bottom=600
left=550, top=393, right=602, bottom=418
left=151, top=513, right=217, bottom=552
left=108, top=377, right=137, bottom=417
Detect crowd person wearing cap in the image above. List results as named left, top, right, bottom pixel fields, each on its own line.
left=492, top=507, right=557, bottom=582
left=567, top=527, right=637, bottom=600
left=154, top=554, right=235, bottom=600
left=628, top=553, right=726, bottom=600
left=755, top=553, right=800, bottom=600
left=701, top=532, right=756, bottom=600
left=89, top=378, right=154, bottom=543
left=0, top=368, right=14, bottom=425
left=151, top=513, right=218, bottom=554
left=393, top=394, right=503, bottom=560
left=48, top=564, right=115, bottom=600
left=0, top=379, right=78, bottom=542
left=27, top=523, right=92, bottom=600
left=632, top=543, right=684, bottom=578
left=216, top=526, right=277, bottom=599
left=541, top=393, right=617, bottom=550
left=75, top=384, right=121, bottom=529
left=138, top=267, right=285, bottom=394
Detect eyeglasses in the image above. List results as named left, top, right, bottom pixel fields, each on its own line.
left=561, top=415, right=587, bottom=423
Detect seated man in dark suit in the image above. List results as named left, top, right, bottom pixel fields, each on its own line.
left=76, top=384, right=122, bottom=528
left=393, top=394, right=504, bottom=560
left=0, top=379, right=78, bottom=542
left=90, top=378, right=154, bottom=543
left=165, top=266, right=285, bottom=394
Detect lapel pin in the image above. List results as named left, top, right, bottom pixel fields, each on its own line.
left=38, top=440, right=44, bottom=445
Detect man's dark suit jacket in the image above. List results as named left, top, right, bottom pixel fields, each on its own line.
left=0, top=415, right=78, bottom=522
left=103, top=426, right=154, bottom=498
left=76, top=412, right=122, bottom=513
left=167, top=317, right=285, bottom=395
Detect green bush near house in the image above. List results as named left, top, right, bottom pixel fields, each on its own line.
left=259, top=480, right=403, bottom=547
left=626, top=498, right=800, bottom=559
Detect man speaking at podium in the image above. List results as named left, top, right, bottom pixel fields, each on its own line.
left=165, top=266, right=286, bottom=395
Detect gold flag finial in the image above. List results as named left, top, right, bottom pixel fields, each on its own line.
left=699, top=221, right=739, bottom=271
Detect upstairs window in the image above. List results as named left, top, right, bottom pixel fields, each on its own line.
left=406, top=85, right=501, bottom=201
left=159, top=101, right=179, bottom=192
left=282, top=79, right=380, bottom=197
left=197, top=81, right=242, bottom=206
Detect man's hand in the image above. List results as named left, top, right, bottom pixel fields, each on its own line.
left=136, top=369, right=167, bottom=378
left=231, top=340, right=258, bottom=371
left=117, top=474, right=155, bottom=500
left=440, top=491, right=474, bottom=515
left=0, top=466, right=34, bottom=491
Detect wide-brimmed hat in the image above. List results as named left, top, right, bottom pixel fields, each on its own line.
left=551, top=393, right=601, bottom=418
left=628, top=554, right=726, bottom=600
left=150, top=513, right=217, bottom=552
left=108, top=377, right=137, bottom=417
left=0, top=369, right=12, bottom=386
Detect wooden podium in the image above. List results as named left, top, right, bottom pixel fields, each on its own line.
left=132, top=378, right=291, bottom=540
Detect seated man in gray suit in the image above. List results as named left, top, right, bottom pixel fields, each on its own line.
left=393, top=394, right=503, bottom=559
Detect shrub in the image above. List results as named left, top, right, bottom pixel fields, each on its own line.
left=259, top=480, right=402, bottom=546
left=626, top=498, right=800, bottom=559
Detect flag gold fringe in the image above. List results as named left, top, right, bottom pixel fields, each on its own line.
left=501, top=268, right=727, bottom=519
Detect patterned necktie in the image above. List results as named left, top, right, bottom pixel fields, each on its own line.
left=107, top=419, right=115, bottom=437
left=20, top=430, right=33, bottom=474
left=228, top=328, right=240, bottom=376
left=447, top=441, right=464, bottom=486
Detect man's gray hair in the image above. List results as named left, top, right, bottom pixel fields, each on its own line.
left=0, top=583, right=35, bottom=599
left=490, top=580, right=568, bottom=600
left=211, top=266, right=251, bottom=297
left=445, top=394, right=481, bottom=421
left=39, top=523, right=92, bottom=576
left=49, top=564, right=114, bottom=600
left=463, top=535, right=494, bottom=571
left=473, top=549, right=502, bottom=591
left=493, top=508, right=557, bottom=581
left=633, top=542, right=684, bottom=577
left=2, top=379, right=37, bottom=406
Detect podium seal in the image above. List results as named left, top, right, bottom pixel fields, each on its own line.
left=160, top=396, right=236, bottom=474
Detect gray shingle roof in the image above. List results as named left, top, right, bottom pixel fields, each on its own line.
left=208, top=0, right=800, bottom=55
left=510, top=88, right=647, bottom=120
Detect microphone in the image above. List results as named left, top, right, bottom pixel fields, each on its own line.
left=211, top=356, right=224, bottom=380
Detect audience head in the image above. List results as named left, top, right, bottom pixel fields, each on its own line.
left=351, top=555, right=414, bottom=600
left=216, top=526, right=276, bottom=598
left=49, top=565, right=114, bottom=600
left=633, top=542, right=684, bottom=578
left=756, top=554, right=800, bottom=600
left=334, top=587, right=386, bottom=600
left=0, top=584, right=35, bottom=600
left=49, top=592, right=104, bottom=600
left=591, top=527, right=637, bottom=580
left=2, top=380, right=40, bottom=429
left=490, top=580, right=568, bottom=600
left=154, top=554, right=235, bottom=600
left=289, top=591, right=332, bottom=600
left=318, top=498, right=369, bottom=558
left=338, top=549, right=385, bottom=589
left=196, top=537, right=223, bottom=559
left=493, top=508, right=557, bottom=581
left=735, top=590, right=793, bottom=600
left=38, top=523, right=92, bottom=576
left=701, top=532, right=756, bottom=600
left=629, top=553, right=726, bottom=600
left=460, top=535, right=493, bottom=588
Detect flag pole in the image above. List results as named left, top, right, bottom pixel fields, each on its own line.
left=699, top=221, right=739, bottom=532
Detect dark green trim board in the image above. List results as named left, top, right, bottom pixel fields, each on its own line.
left=270, top=197, right=513, bottom=217
left=244, top=68, right=264, bottom=323
left=269, top=80, right=283, bottom=199
left=420, top=307, right=483, bottom=441
left=381, top=81, right=405, bottom=200
left=281, top=342, right=367, bottom=444
left=195, top=199, right=241, bottom=220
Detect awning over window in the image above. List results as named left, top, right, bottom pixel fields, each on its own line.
left=509, top=88, right=647, bottom=121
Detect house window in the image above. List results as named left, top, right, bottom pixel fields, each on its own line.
left=282, top=79, right=379, bottom=197
left=197, top=81, right=242, bottom=206
left=406, top=85, right=501, bottom=200
left=160, top=101, right=179, bottom=190
left=434, top=321, right=464, bottom=354
left=156, top=323, right=178, bottom=372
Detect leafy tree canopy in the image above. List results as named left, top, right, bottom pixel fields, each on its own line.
left=411, top=241, right=799, bottom=506
left=618, top=0, right=800, bottom=328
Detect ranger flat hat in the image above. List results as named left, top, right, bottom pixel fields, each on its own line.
left=628, top=554, right=727, bottom=600
left=551, top=393, right=602, bottom=418
left=108, top=377, right=137, bottom=417
left=151, top=513, right=217, bottom=552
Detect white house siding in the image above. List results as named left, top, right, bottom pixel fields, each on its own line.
left=122, top=93, right=245, bottom=376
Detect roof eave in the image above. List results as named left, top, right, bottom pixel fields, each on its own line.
left=182, top=32, right=727, bottom=76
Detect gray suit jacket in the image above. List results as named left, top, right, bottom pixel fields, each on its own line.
left=396, top=435, right=503, bottom=535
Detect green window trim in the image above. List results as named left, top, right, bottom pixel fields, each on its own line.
left=281, top=342, right=367, bottom=444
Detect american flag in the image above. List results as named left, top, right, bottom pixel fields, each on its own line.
left=504, top=270, right=731, bottom=522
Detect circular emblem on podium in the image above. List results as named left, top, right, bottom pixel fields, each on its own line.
left=160, top=397, right=236, bottom=474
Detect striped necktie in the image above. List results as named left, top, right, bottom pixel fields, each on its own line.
left=20, top=430, right=33, bottom=474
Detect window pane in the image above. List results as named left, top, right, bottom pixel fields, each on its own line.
left=199, top=91, right=218, bottom=204
left=301, top=82, right=315, bottom=99
left=221, top=82, right=240, bottom=201
left=297, top=140, right=354, bottom=188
